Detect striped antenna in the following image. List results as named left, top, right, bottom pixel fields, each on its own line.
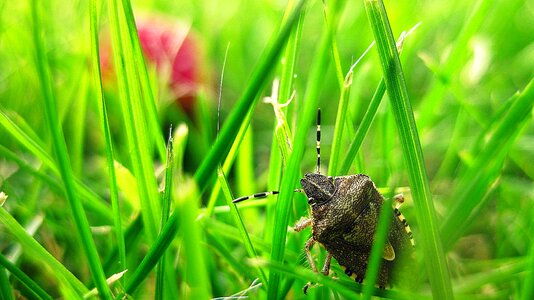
left=233, top=189, right=305, bottom=203
left=232, top=191, right=279, bottom=203
left=316, top=109, right=321, bottom=174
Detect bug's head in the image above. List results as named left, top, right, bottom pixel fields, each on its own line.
left=300, top=173, right=335, bottom=206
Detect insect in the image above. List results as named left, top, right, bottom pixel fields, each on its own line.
left=233, top=109, right=414, bottom=292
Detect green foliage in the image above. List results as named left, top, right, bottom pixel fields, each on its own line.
left=0, top=0, right=533, bottom=299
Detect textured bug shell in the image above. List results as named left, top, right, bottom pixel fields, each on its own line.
left=303, top=174, right=413, bottom=287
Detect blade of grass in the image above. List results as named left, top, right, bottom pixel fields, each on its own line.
left=257, top=259, right=359, bottom=298
left=322, top=0, right=350, bottom=177
left=107, top=0, right=160, bottom=242
left=441, top=79, right=534, bottom=249
left=0, top=110, right=55, bottom=169
left=0, top=263, right=14, bottom=300
left=268, top=0, right=345, bottom=297
left=31, top=1, right=112, bottom=298
left=89, top=0, right=125, bottom=285
left=205, top=108, right=254, bottom=217
left=218, top=168, right=269, bottom=287
left=362, top=194, right=393, bottom=299
left=521, top=222, right=534, bottom=300
left=176, top=180, right=211, bottom=298
left=0, top=207, right=88, bottom=295
left=417, top=0, right=493, bottom=130
left=120, top=0, right=166, bottom=162
left=364, top=1, right=453, bottom=298
left=332, top=42, right=376, bottom=176
left=193, top=0, right=305, bottom=189
left=204, top=231, right=256, bottom=282
left=254, top=258, right=427, bottom=299
left=103, top=214, right=144, bottom=274
left=155, top=131, right=174, bottom=300
left=0, top=111, right=113, bottom=222
left=120, top=2, right=307, bottom=295
left=266, top=5, right=305, bottom=240
left=339, top=23, right=419, bottom=176
left=339, top=79, right=385, bottom=175
left=0, top=254, right=52, bottom=300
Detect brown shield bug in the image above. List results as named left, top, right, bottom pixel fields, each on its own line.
left=233, top=109, right=414, bottom=292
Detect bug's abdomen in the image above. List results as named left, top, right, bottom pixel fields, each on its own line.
left=323, top=238, right=391, bottom=286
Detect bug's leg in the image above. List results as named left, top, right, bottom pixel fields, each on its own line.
left=232, top=191, right=279, bottom=203
left=393, top=193, right=404, bottom=208
left=304, top=253, right=333, bottom=294
left=320, top=252, right=333, bottom=275
left=302, top=237, right=318, bottom=294
left=294, top=217, right=312, bottom=232
left=392, top=194, right=416, bottom=247
left=304, top=237, right=318, bottom=273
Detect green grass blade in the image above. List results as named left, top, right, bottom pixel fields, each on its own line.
left=107, top=0, right=160, bottom=242
left=255, top=258, right=427, bottom=299
left=204, top=109, right=253, bottom=217
left=0, top=262, right=14, bottom=300
left=120, top=0, right=166, bottom=162
left=334, top=40, right=384, bottom=176
left=31, top=1, right=112, bottom=298
left=0, top=111, right=113, bottom=221
left=0, top=207, right=88, bottom=295
left=89, top=0, right=126, bottom=285
left=362, top=195, right=393, bottom=299
left=521, top=223, right=534, bottom=300
left=339, top=25, right=418, bottom=176
left=204, top=231, right=256, bottom=282
left=364, top=1, right=453, bottom=298
left=339, top=79, right=385, bottom=175
left=175, top=180, right=211, bottom=298
left=218, top=168, right=269, bottom=287
left=155, top=132, right=174, bottom=300
left=417, top=0, right=493, bottom=130
left=193, top=0, right=306, bottom=189
left=0, top=254, right=52, bottom=300
left=441, top=78, right=534, bottom=249
left=268, top=1, right=345, bottom=298
left=0, top=110, right=55, bottom=174
left=121, top=1, right=305, bottom=294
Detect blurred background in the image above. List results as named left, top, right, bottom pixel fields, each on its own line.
left=0, top=0, right=533, bottom=298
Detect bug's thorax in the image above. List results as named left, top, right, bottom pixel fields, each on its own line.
left=306, top=174, right=384, bottom=246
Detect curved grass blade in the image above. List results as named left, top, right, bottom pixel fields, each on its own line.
left=176, top=181, right=211, bottom=298
left=441, top=79, right=534, bottom=249
left=107, top=0, right=160, bottom=242
left=0, top=254, right=53, bottom=300
left=333, top=42, right=378, bottom=176
left=0, top=207, right=88, bottom=295
left=268, top=0, right=345, bottom=298
left=120, top=0, right=166, bottom=162
left=89, top=0, right=126, bottom=285
left=155, top=131, right=175, bottom=300
left=120, top=1, right=306, bottom=295
left=339, top=23, right=419, bottom=176
left=364, top=0, right=453, bottom=298
left=362, top=195, right=393, bottom=299
left=0, top=111, right=112, bottom=222
left=218, top=167, right=269, bottom=287
left=31, top=1, right=112, bottom=298
left=0, top=261, right=14, bottom=300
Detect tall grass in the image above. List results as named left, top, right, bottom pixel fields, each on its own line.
left=364, top=1, right=453, bottom=298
